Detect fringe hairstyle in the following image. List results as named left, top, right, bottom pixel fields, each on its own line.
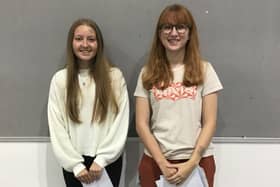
left=65, top=18, right=118, bottom=123
left=142, top=4, right=204, bottom=90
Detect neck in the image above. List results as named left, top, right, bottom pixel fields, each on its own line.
left=166, top=49, right=185, bottom=68
left=78, top=60, right=90, bottom=69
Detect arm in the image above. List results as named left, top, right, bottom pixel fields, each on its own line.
left=190, top=92, right=218, bottom=164
left=135, top=97, right=176, bottom=179
left=170, top=62, right=222, bottom=184
left=47, top=74, right=86, bottom=177
left=169, top=92, right=218, bottom=184
left=190, top=62, right=221, bottom=164
left=93, top=74, right=129, bottom=169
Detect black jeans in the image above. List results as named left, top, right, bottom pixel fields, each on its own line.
left=62, top=155, right=123, bottom=187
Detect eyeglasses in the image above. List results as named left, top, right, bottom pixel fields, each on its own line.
left=159, top=24, right=191, bottom=34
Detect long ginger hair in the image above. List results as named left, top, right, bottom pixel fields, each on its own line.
left=65, top=18, right=118, bottom=123
left=142, top=4, right=204, bottom=90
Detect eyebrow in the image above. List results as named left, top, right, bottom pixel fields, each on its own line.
left=74, top=34, right=96, bottom=37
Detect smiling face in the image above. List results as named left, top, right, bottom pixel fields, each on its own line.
left=72, top=24, right=98, bottom=66
left=156, top=5, right=194, bottom=55
left=159, top=23, right=189, bottom=53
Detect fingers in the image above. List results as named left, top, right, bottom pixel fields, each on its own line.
left=167, top=173, right=184, bottom=185
left=166, top=165, right=182, bottom=184
left=89, top=162, right=103, bottom=180
left=76, top=169, right=93, bottom=184
left=78, top=175, right=91, bottom=184
left=164, top=168, right=176, bottom=179
left=170, top=167, right=178, bottom=176
left=89, top=169, right=102, bottom=180
left=165, top=164, right=178, bottom=178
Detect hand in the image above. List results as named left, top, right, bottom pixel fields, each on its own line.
left=76, top=168, right=93, bottom=184
left=166, top=161, right=196, bottom=185
left=89, top=162, right=103, bottom=180
left=158, top=160, right=177, bottom=180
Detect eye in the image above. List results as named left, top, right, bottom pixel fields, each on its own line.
left=87, top=37, right=96, bottom=42
left=74, top=36, right=83, bottom=41
left=177, top=24, right=187, bottom=30
left=161, top=24, right=173, bottom=31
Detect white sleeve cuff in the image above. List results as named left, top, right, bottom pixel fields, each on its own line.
left=73, top=163, right=86, bottom=177
left=93, top=157, right=107, bottom=168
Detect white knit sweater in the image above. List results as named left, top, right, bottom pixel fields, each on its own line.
left=47, top=67, right=129, bottom=176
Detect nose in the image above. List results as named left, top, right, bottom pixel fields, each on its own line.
left=170, top=26, right=179, bottom=35
left=81, top=39, right=88, bottom=47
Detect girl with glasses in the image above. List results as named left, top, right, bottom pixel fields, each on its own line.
left=134, top=4, right=223, bottom=187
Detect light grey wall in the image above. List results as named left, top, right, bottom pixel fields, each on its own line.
left=0, top=0, right=279, bottom=137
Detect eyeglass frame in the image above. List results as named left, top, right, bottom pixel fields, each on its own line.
left=159, top=23, right=192, bottom=35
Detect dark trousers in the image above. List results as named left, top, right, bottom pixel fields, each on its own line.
left=138, top=154, right=216, bottom=187
left=63, top=155, right=123, bottom=187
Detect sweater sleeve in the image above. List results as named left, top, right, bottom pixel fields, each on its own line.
left=47, top=72, right=85, bottom=173
left=94, top=70, right=129, bottom=168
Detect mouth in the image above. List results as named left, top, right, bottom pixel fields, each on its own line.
left=167, top=38, right=180, bottom=45
left=79, top=49, right=92, bottom=55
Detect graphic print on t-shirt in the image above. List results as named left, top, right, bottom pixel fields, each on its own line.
left=151, top=82, right=197, bottom=101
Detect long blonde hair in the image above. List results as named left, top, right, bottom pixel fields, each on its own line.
left=143, top=4, right=204, bottom=90
left=65, top=18, right=118, bottom=123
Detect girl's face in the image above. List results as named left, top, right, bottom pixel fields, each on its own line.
left=159, top=23, right=189, bottom=53
left=72, top=25, right=98, bottom=65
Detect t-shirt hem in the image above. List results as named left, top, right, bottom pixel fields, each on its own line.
left=143, top=147, right=214, bottom=160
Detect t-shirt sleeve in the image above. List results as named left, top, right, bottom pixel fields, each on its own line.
left=202, top=62, right=223, bottom=96
left=134, top=68, right=149, bottom=98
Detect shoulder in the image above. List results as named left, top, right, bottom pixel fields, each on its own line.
left=109, top=67, right=124, bottom=81
left=136, top=66, right=146, bottom=79
left=200, top=61, right=223, bottom=94
left=109, top=67, right=127, bottom=95
left=202, top=60, right=210, bottom=69
left=202, top=61, right=215, bottom=74
left=50, top=68, right=67, bottom=89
